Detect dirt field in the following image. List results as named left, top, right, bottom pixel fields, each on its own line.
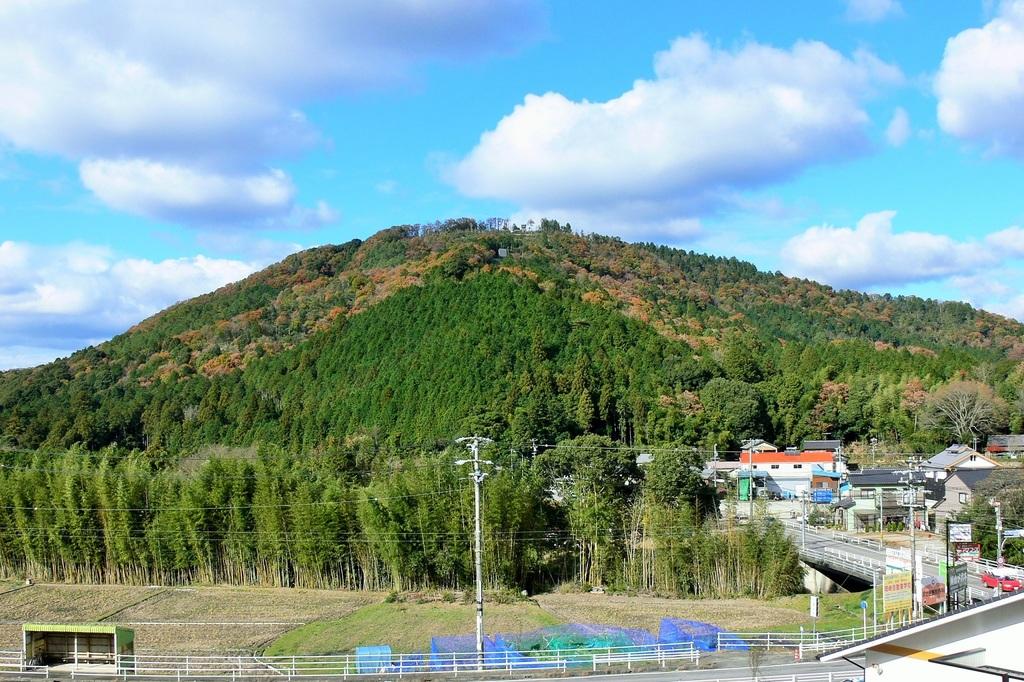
left=0, top=584, right=847, bottom=656
left=0, top=584, right=376, bottom=654
left=533, top=593, right=809, bottom=633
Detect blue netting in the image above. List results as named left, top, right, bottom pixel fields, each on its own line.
left=387, top=652, right=427, bottom=673
left=658, top=618, right=743, bottom=651
left=429, top=634, right=508, bottom=671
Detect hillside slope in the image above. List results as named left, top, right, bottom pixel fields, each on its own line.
left=1, top=220, right=1022, bottom=453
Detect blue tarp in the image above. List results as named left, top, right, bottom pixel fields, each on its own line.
left=355, top=645, right=392, bottom=673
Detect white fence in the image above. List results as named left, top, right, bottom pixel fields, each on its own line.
left=0, top=651, right=19, bottom=672
left=1, top=643, right=700, bottom=678
left=718, top=620, right=915, bottom=656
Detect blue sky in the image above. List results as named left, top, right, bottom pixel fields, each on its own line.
left=2, top=0, right=1024, bottom=369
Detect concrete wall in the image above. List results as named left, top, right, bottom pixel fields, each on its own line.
left=800, top=561, right=838, bottom=594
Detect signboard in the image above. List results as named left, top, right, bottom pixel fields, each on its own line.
left=883, top=571, right=913, bottom=615
left=948, top=523, right=973, bottom=543
left=949, top=563, right=969, bottom=594
left=955, top=542, right=981, bottom=562
left=886, top=547, right=912, bottom=573
left=922, top=579, right=946, bottom=607
left=812, top=489, right=834, bottom=504
left=810, top=595, right=819, bottom=618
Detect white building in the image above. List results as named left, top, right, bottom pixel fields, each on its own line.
left=820, top=590, right=1024, bottom=680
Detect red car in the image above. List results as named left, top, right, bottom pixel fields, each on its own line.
left=981, top=568, right=1023, bottom=591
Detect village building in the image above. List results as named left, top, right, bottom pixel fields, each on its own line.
left=921, top=444, right=1000, bottom=473
left=987, top=434, right=1024, bottom=459
left=738, top=442, right=846, bottom=499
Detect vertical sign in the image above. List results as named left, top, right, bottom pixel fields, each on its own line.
left=949, top=563, right=968, bottom=608
left=883, top=571, right=913, bottom=619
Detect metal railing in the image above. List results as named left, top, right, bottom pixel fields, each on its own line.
left=798, top=544, right=882, bottom=581
left=718, top=619, right=915, bottom=654
left=3, top=642, right=700, bottom=678
left=781, top=521, right=885, bottom=553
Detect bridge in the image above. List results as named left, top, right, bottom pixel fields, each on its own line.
left=782, top=519, right=1006, bottom=603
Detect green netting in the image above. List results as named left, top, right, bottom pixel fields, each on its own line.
left=496, top=624, right=656, bottom=653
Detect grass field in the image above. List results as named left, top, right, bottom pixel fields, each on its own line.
left=769, top=590, right=875, bottom=632
left=265, top=599, right=561, bottom=656
left=0, top=583, right=871, bottom=656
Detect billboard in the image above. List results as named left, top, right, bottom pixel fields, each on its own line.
left=886, top=547, right=912, bottom=573
left=948, top=523, right=973, bottom=543
left=948, top=563, right=969, bottom=594
left=921, top=579, right=946, bottom=607
left=883, top=571, right=913, bottom=615
left=955, top=542, right=981, bottom=562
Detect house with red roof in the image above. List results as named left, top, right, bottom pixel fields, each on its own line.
left=739, top=442, right=846, bottom=499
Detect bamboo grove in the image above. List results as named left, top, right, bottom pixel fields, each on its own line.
left=0, top=438, right=802, bottom=598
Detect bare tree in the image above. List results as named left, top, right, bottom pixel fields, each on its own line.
left=923, top=380, right=1007, bottom=443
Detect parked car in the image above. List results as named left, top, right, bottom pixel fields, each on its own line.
left=981, top=568, right=1023, bottom=591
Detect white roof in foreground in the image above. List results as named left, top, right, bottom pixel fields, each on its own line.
left=819, top=590, right=1024, bottom=662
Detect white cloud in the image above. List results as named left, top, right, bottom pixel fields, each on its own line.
left=844, top=0, right=904, bottom=22
left=986, top=225, right=1024, bottom=257
left=990, top=294, right=1024, bottom=320
left=783, top=211, right=994, bottom=289
left=951, top=271, right=1024, bottom=322
left=449, top=35, right=900, bottom=240
left=0, top=240, right=264, bottom=369
left=936, top=1, right=1024, bottom=155
left=0, top=0, right=541, bottom=225
left=80, top=160, right=295, bottom=224
left=885, top=107, right=911, bottom=147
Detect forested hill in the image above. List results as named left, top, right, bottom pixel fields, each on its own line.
left=2, top=219, right=1023, bottom=454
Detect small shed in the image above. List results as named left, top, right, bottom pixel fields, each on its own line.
left=23, top=624, right=134, bottom=670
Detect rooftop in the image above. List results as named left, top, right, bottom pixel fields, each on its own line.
left=819, top=590, right=1024, bottom=662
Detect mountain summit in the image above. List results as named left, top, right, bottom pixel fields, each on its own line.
left=1, top=220, right=1021, bottom=454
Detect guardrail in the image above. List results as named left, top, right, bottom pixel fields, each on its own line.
left=799, top=544, right=882, bottom=581
left=3, top=643, right=700, bottom=678
left=788, top=518, right=1024, bottom=575
left=787, top=523, right=885, bottom=553
left=718, top=620, right=915, bottom=654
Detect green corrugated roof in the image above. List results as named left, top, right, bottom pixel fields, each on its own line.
left=23, top=624, right=131, bottom=636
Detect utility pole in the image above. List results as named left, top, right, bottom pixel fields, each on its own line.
left=870, top=438, right=878, bottom=467
left=878, top=486, right=884, bottom=533
left=749, top=468, right=755, bottom=521
left=898, top=457, right=922, bottom=620
left=992, top=499, right=1004, bottom=566
left=455, top=436, right=493, bottom=671
left=801, top=490, right=808, bottom=549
